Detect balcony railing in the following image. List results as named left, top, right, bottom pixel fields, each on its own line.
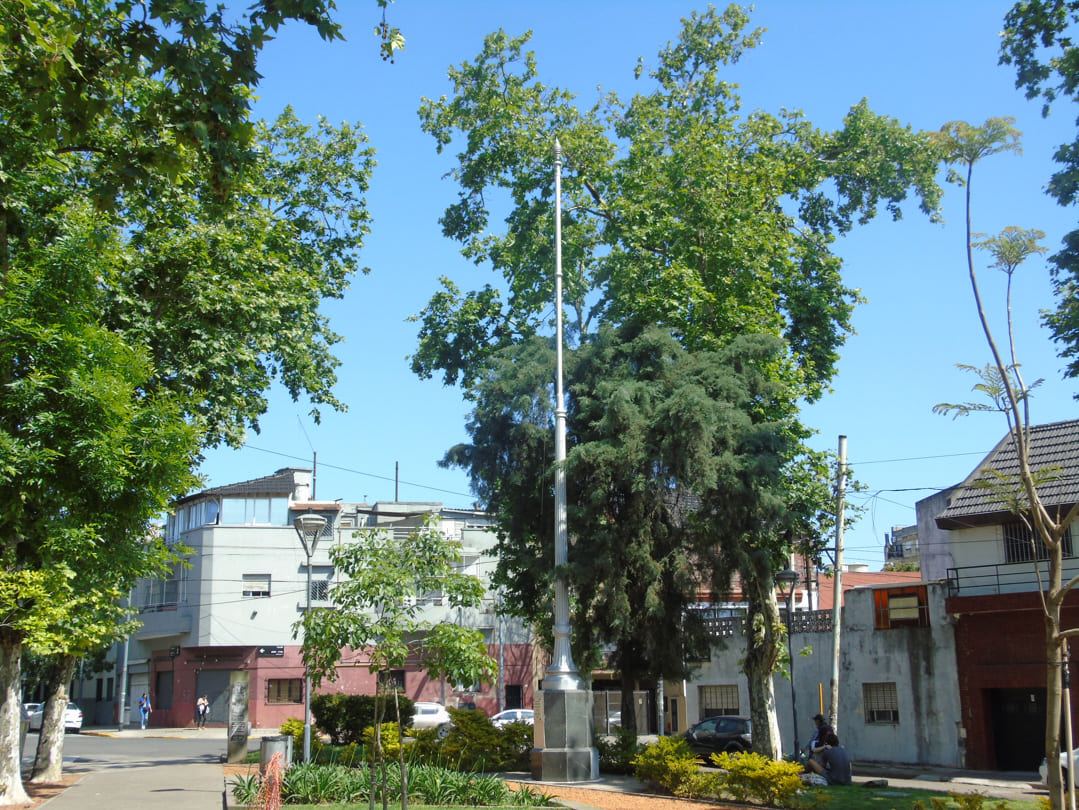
left=946, top=556, right=1079, bottom=596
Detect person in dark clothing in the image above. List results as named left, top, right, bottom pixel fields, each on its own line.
left=807, top=731, right=853, bottom=785
left=806, top=713, right=834, bottom=768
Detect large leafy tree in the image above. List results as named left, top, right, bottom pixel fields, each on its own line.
left=415, top=6, right=939, bottom=756
left=0, top=201, right=199, bottom=803
left=1000, top=0, right=1079, bottom=383
left=445, top=324, right=830, bottom=753
left=0, top=3, right=388, bottom=802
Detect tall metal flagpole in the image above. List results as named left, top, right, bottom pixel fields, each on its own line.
left=532, top=137, right=597, bottom=782
left=546, top=137, right=581, bottom=692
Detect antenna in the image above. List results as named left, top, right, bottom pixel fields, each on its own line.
left=297, top=416, right=317, bottom=500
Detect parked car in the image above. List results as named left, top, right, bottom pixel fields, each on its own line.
left=1041, top=747, right=1079, bottom=785
left=683, top=715, right=751, bottom=758
left=22, top=702, right=40, bottom=719
left=27, top=702, right=83, bottom=733
left=490, top=709, right=534, bottom=728
left=411, top=702, right=452, bottom=736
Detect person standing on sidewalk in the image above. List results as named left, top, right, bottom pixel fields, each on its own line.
left=196, top=694, right=209, bottom=729
left=139, top=693, right=152, bottom=729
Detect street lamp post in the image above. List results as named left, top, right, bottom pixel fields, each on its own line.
left=775, top=568, right=800, bottom=760
left=294, top=513, right=327, bottom=763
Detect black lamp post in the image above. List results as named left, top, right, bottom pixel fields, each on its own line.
left=775, top=568, right=800, bottom=759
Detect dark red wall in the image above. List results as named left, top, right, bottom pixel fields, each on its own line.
left=948, top=591, right=1079, bottom=769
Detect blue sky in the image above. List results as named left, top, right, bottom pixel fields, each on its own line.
left=198, top=1, right=1078, bottom=570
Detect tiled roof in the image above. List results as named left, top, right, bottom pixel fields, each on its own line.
left=935, top=420, right=1079, bottom=529
left=176, top=468, right=306, bottom=504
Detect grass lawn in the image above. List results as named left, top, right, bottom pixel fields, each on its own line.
left=821, top=785, right=1044, bottom=810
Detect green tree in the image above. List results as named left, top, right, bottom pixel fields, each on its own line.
left=0, top=3, right=391, bottom=801
left=1000, top=0, right=1079, bottom=383
left=445, top=323, right=832, bottom=754
left=298, top=515, right=497, bottom=806
left=415, top=6, right=939, bottom=757
left=0, top=202, right=199, bottom=804
left=933, top=118, right=1078, bottom=810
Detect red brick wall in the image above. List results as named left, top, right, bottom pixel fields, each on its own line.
left=948, top=591, right=1079, bottom=768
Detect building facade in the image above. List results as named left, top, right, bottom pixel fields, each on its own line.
left=84, top=468, right=533, bottom=729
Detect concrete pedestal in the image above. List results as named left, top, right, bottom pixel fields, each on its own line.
left=531, top=688, right=599, bottom=782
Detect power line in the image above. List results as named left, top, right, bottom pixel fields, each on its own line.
left=236, top=444, right=474, bottom=499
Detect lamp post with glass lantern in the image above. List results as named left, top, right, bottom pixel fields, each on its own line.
left=775, top=568, right=800, bottom=760
left=294, top=513, right=327, bottom=763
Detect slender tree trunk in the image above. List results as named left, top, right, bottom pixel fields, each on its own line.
left=0, top=630, right=30, bottom=806
left=1047, top=542, right=1065, bottom=808
left=742, top=558, right=782, bottom=760
left=31, top=655, right=76, bottom=782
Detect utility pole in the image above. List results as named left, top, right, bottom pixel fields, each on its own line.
left=828, top=435, right=847, bottom=732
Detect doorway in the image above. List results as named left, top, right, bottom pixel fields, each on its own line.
left=991, top=687, right=1046, bottom=770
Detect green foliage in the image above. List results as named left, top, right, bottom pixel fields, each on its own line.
left=299, top=514, right=497, bottom=693
left=312, top=693, right=414, bottom=745
left=595, top=725, right=646, bottom=774
left=631, top=735, right=706, bottom=797
left=362, top=722, right=403, bottom=761
left=709, top=750, right=805, bottom=807
left=435, top=708, right=529, bottom=772
left=230, top=761, right=557, bottom=806
left=418, top=4, right=922, bottom=751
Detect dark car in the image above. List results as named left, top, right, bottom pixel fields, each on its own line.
left=683, top=715, right=752, bottom=758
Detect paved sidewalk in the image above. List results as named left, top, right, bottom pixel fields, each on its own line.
left=41, top=761, right=225, bottom=810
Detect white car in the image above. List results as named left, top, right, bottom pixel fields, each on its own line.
left=411, top=702, right=452, bottom=735
left=1041, top=748, right=1079, bottom=784
left=27, top=702, right=83, bottom=733
left=491, top=709, right=533, bottom=728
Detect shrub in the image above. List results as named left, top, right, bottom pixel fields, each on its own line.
left=596, top=725, right=645, bottom=774
left=632, top=735, right=704, bottom=796
left=362, top=721, right=404, bottom=761
left=311, top=693, right=415, bottom=745
left=710, top=750, right=804, bottom=807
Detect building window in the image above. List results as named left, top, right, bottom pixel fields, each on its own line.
left=267, top=679, right=303, bottom=704
left=1003, top=521, right=1073, bottom=564
left=309, top=565, right=333, bottom=603
left=863, top=682, right=899, bottom=724
left=699, top=684, right=739, bottom=718
left=221, top=496, right=288, bottom=526
left=873, top=586, right=929, bottom=629
left=242, top=574, right=271, bottom=598
left=378, top=670, right=406, bottom=692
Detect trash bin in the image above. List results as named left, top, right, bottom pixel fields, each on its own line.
left=260, top=735, right=293, bottom=775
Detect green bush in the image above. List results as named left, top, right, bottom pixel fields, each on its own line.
left=311, top=693, right=415, bottom=745
left=710, top=750, right=804, bottom=807
left=632, top=735, right=704, bottom=796
left=363, top=721, right=404, bottom=761
left=229, top=761, right=558, bottom=806
left=404, top=709, right=531, bottom=772
left=596, top=725, right=646, bottom=774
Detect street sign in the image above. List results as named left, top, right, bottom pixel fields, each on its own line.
left=257, top=645, right=284, bottom=657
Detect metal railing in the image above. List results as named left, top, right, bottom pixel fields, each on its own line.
left=946, top=557, right=1079, bottom=596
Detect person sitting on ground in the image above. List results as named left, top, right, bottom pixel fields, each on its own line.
left=805, top=713, right=834, bottom=770
left=806, top=731, right=852, bottom=785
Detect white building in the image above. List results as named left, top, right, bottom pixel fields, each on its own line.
left=84, top=468, right=534, bottom=729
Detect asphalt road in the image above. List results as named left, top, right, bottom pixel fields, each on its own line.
left=21, top=728, right=227, bottom=773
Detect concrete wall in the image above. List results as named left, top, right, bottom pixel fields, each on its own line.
left=686, top=582, right=962, bottom=767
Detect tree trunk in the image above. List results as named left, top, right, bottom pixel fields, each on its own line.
left=31, top=655, right=76, bottom=782
left=742, top=558, right=782, bottom=760
left=1046, top=541, right=1065, bottom=810
left=0, top=630, right=30, bottom=806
